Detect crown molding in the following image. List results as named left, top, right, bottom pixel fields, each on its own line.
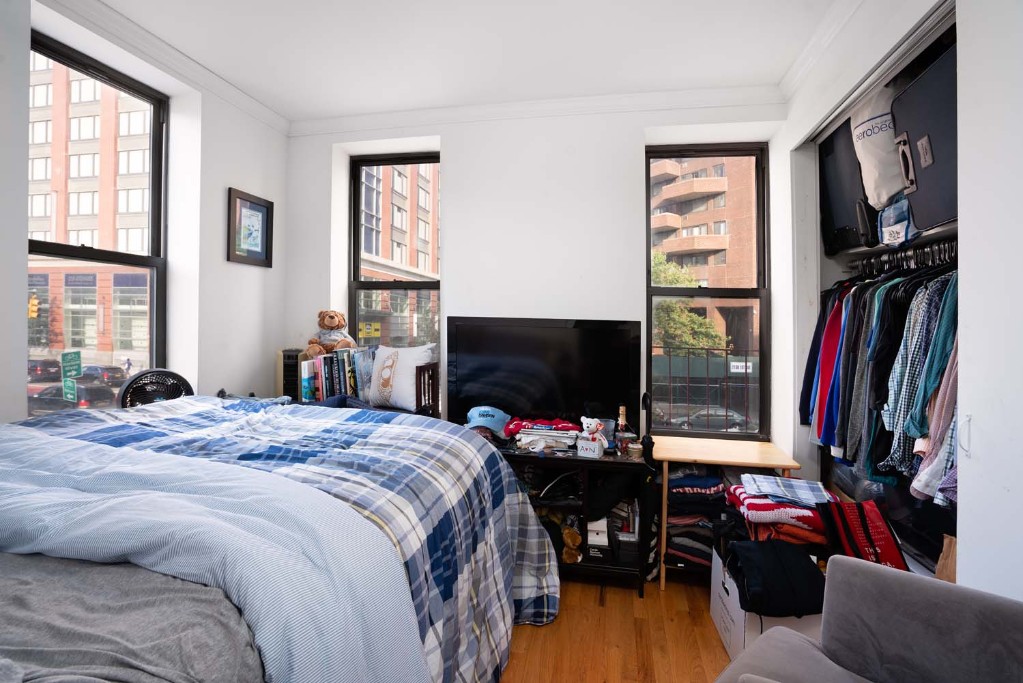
left=779, top=0, right=865, bottom=99
left=289, top=85, right=787, bottom=138
left=35, top=0, right=290, bottom=135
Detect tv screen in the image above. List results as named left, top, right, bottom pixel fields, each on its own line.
left=446, top=317, right=641, bottom=430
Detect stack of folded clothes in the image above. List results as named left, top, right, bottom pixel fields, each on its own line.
left=725, top=474, right=838, bottom=546
left=506, top=417, right=582, bottom=452
left=664, top=465, right=725, bottom=568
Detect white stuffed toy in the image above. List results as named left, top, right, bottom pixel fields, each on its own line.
left=579, top=416, right=608, bottom=448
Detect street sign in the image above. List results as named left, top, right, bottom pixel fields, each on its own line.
left=62, top=377, right=77, bottom=403
left=729, top=361, right=753, bottom=374
left=61, top=350, right=82, bottom=379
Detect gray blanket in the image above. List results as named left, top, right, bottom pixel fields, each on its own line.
left=0, top=552, right=263, bottom=683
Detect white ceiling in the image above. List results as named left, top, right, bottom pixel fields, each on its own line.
left=97, top=0, right=836, bottom=122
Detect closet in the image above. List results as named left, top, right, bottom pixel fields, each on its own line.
left=806, top=9, right=958, bottom=571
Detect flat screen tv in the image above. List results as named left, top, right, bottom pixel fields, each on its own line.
left=446, top=317, right=641, bottom=430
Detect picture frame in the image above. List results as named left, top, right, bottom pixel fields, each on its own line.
left=227, top=188, right=274, bottom=267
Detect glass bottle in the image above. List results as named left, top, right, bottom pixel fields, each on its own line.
left=614, top=404, right=636, bottom=457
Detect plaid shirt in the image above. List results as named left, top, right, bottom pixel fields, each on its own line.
left=880, top=273, right=954, bottom=473
left=739, top=474, right=833, bottom=507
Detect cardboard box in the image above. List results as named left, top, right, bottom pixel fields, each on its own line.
left=710, top=550, right=823, bottom=660
left=576, top=439, right=602, bottom=458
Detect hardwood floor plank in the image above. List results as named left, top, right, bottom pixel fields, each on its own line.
left=503, top=575, right=727, bottom=683
left=499, top=576, right=724, bottom=683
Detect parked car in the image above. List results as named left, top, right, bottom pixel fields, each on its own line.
left=27, top=359, right=62, bottom=383
left=674, top=407, right=758, bottom=432
left=80, top=364, right=128, bottom=387
left=27, top=383, right=117, bottom=416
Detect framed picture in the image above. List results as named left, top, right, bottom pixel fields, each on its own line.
left=227, top=188, right=274, bottom=267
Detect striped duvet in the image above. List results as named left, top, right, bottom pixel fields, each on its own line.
left=10, top=396, right=560, bottom=682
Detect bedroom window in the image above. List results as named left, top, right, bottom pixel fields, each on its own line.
left=27, top=32, right=168, bottom=414
left=647, top=144, right=769, bottom=439
left=351, top=154, right=440, bottom=348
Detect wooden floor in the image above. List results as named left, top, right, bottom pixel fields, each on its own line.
left=502, top=575, right=729, bottom=683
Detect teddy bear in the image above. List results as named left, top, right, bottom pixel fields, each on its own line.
left=305, top=309, right=357, bottom=357
left=537, top=508, right=583, bottom=564
left=579, top=416, right=609, bottom=448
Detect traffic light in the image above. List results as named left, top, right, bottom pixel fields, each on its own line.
left=27, top=294, right=39, bottom=319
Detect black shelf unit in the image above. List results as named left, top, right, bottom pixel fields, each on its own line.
left=501, top=449, right=653, bottom=597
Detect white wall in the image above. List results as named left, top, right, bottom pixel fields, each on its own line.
left=0, top=0, right=31, bottom=422
left=164, top=91, right=292, bottom=397
left=285, top=93, right=787, bottom=421
left=956, top=0, right=1023, bottom=600
left=192, top=95, right=290, bottom=396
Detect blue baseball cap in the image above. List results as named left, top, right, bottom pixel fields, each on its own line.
left=466, top=406, right=511, bottom=438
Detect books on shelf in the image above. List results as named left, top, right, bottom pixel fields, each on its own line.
left=352, top=349, right=374, bottom=400
left=300, top=359, right=315, bottom=402
left=299, top=347, right=373, bottom=403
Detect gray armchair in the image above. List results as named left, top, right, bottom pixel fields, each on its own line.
left=716, top=555, right=1023, bottom=683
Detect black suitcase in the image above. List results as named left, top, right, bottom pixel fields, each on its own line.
left=819, top=118, right=879, bottom=255
left=892, top=43, right=957, bottom=231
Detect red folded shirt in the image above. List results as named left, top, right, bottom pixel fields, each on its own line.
left=747, top=521, right=828, bottom=546
left=505, top=417, right=581, bottom=436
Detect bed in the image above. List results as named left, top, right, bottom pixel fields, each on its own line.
left=0, top=396, right=560, bottom=683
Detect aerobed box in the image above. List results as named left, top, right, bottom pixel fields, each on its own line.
left=710, top=550, right=823, bottom=660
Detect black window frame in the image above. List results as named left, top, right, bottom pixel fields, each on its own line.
left=349, top=152, right=440, bottom=345
left=29, top=31, right=169, bottom=368
left=646, top=143, right=771, bottom=441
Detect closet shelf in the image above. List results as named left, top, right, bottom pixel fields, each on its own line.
left=830, top=221, right=958, bottom=260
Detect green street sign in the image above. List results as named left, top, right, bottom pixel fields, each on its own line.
left=61, top=350, right=82, bottom=379
left=62, top=377, right=77, bottom=403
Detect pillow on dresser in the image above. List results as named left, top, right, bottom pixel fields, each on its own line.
left=367, top=343, right=435, bottom=412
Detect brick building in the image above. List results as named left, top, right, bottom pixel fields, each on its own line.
left=650, top=155, right=760, bottom=351
left=356, top=162, right=440, bottom=347
left=27, top=52, right=152, bottom=371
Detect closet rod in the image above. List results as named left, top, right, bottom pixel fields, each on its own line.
left=854, top=237, right=958, bottom=277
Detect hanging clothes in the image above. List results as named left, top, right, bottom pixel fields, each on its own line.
left=801, top=260, right=958, bottom=506
left=905, top=273, right=958, bottom=438
left=878, top=273, right=953, bottom=473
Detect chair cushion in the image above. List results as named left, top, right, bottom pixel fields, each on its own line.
left=822, top=555, right=1023, bottom=683
left=715, top=628, right=870, bottom=683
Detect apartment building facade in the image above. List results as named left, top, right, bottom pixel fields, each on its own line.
left=27, top=51, right=153, bottom=370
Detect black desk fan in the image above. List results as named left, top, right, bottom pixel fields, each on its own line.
left=117, top=369, right=194, bottom=408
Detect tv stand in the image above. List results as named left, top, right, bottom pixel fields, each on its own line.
left=499, top=449, right=654, bottom=597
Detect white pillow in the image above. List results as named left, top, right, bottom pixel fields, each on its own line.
left=367, top=344, right=435, bottom=412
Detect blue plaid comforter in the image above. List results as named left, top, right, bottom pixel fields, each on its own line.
left=16, top=396, right=560, bottom=683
